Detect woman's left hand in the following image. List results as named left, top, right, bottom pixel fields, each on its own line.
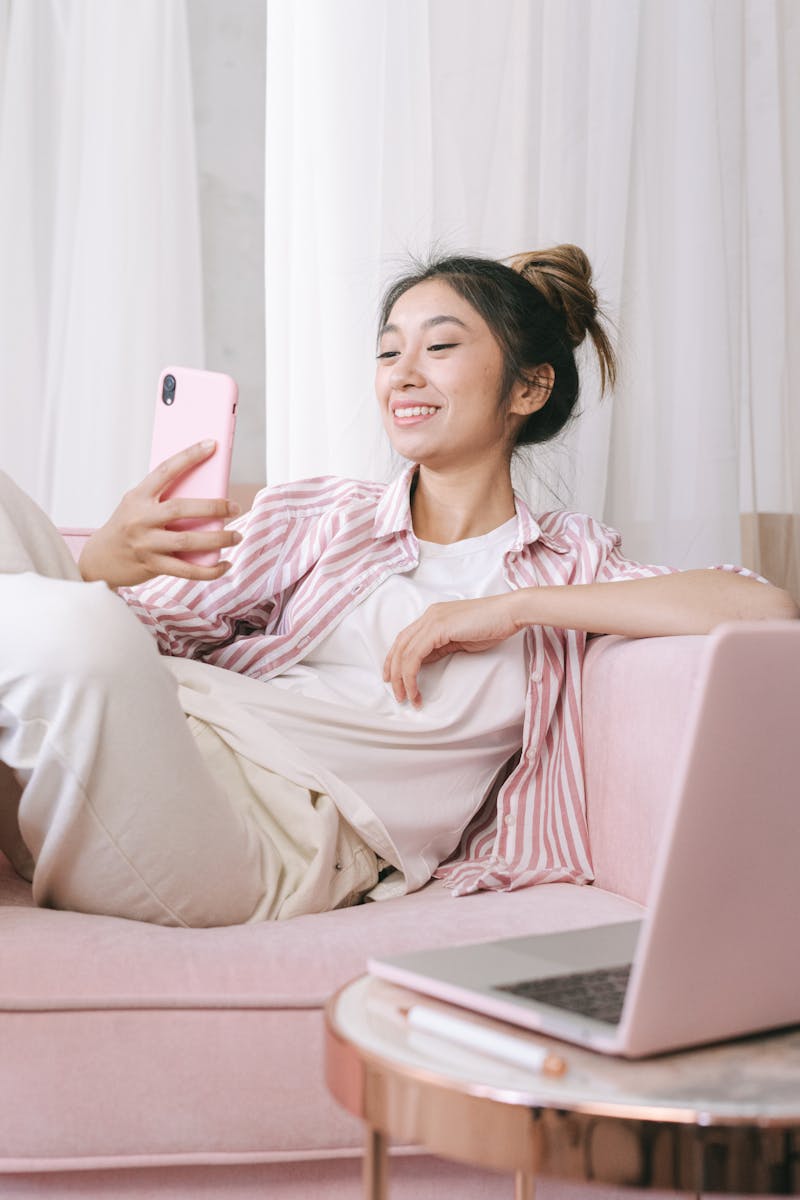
left=383, top=593, right=523, bottom=707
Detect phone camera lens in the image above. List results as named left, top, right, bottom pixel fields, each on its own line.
left=162, top=374, right=177, bottom=404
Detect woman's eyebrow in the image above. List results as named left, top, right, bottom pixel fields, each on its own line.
left=380, top=314, right=470, bottom=338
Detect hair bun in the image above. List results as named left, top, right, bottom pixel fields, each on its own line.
left=507, top=244, right=598, bottom=349
left=507, top=243, right=616, bottom=393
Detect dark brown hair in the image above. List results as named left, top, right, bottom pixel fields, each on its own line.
left=377, top=244, right=617, bottom=447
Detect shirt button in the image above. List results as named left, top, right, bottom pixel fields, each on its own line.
left=351, top=582, right=363, bottom=593
left=504, top=814, right=515, bottom=827
left=298, top=635, right=310, bottom=647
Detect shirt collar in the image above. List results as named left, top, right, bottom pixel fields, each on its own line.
left=373, top=461, right=418, bottom=538
left=511, top=492, right=570, bottom=554
left=373, top=461, right=569, bottom=554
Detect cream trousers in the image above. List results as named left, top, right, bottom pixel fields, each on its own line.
left=0, top=471, right=379, bottom=926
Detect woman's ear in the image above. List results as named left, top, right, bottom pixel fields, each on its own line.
left=508, top=363, right=554, bottom=417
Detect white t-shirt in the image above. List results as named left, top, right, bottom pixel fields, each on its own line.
left=262, top=516, right=528, bottom=889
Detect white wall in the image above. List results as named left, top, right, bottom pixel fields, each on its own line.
left=186, top=0, right=266, bottom=485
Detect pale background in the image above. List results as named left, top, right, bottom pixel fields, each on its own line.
left=0, top=0, right=796, bottom=596
left=186, top=0, right=266, bottom=488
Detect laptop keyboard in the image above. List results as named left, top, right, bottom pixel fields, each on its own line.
left=497, top=962, right=632, bottom=1026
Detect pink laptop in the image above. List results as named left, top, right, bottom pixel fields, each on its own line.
left=369, top=620, right=800, bottom=1058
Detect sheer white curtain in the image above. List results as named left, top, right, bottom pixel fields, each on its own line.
left=265, top=0, right=798, bottom=586
left=0, top=0, right=203, bottom=528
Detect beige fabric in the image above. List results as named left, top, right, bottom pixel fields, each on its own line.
left=0, top=762, right=32, bottom=880
left=184, top=715, right=379, bottom=922
left=0, top=470, right=378, bottom=926
left=0, top=469, right=82, bottom=579
left=740, top=512, right=800, bottom=606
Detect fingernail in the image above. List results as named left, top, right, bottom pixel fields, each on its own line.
left=201, top=439, right=216, bottom=450
left=228, top=501, right=241, bottom=515
left=232, top=531, right=243, bottom=543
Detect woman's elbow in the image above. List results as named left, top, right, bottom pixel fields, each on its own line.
left=751, top=582, right=800, bottom=622
left=712, top=572, right=800, bottom=623
left=776, top=587, right=800, bottom=620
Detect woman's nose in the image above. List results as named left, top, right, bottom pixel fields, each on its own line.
left=389, top=353, right=425, bottom=389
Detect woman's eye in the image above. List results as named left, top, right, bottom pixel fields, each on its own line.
left=376, top=342, right=458, bottom=360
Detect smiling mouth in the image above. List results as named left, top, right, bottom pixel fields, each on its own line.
left=392, top=405, right=440, bottom=424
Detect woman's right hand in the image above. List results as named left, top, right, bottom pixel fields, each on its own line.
left=77, top=441, right=242, bottom=589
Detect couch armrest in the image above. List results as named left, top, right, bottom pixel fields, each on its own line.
left=59, top=528, right=94, bottom=563
left=582, top=633, right=708, bottom=905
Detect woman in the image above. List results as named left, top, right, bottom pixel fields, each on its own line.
left=1, top=245, right=796, bottom=926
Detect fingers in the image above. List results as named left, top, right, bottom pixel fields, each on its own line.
left=143, top=440, right=219, bottom=499
left=385, top=651, right=423, bottom=707
left=159, top=496, right=241, bottom=523
left=135, top=526, right=242, bottom=579
left=384, top=636, right=465, bottom=703
left=383, top=623, right=434, bottom=708
left=114, top=519, right=242, bottom=584
left=158, top=526, right=243, bottom=555
left=78, top=524, right=237, bottom=588
left=381, top=597, right=514, bottom=707
left=142, top=552, right=235, bottom=583
left=84, top=452, right=246, bottom=588
left=131, top=442, right=241, bottom=551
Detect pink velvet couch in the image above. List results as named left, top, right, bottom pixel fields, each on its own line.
left=0, top=533, right=708, bottom=1198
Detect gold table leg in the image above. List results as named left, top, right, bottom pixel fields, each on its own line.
left=363, top=1126, right=388, bottom=1200
left=514, top=1169, right=535, bottom=1200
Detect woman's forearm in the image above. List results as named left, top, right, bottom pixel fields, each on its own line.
left=509, top=570, right=800, bottom=638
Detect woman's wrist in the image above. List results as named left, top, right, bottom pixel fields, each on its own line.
left=509, top=587, right=538, bottom=631
left=77, top=533, right=113, bottom=586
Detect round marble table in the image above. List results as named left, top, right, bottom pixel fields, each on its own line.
left=325, top=975, right=800, bottom=1199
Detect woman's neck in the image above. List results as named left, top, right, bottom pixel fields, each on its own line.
left=410, top=460, right=517, bottom=544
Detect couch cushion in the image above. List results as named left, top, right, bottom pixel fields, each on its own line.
left=0, top=853, right=642, bottom=1167
left=0, top=855, right=640, bottom=1009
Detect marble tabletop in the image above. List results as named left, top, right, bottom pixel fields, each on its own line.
left=334, top=975, right=800, bottom=1125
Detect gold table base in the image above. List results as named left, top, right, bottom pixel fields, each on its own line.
left=325, top=976, right=800, bottom=1197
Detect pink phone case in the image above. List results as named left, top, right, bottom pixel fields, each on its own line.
left=149, top=366, right=238, bottom=566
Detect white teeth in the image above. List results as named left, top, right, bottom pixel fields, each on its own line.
left=395, top=406, right=438, bottom=418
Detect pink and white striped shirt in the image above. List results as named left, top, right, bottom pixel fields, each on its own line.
left=121, top=462, right=743, bottom=897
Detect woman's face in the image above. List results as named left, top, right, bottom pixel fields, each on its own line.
left=375, top=279, right=517, bottom=470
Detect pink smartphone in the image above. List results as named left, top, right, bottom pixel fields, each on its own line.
left=149, top=365, right=238, bottom=566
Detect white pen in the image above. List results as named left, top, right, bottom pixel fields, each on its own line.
left=399, top=1004, right=567, bottom=1077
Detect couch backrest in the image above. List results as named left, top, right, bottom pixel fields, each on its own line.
left=582, top=633, right=706, bottom=905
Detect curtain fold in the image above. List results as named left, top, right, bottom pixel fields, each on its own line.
left=265, top=0, right=798, bottom=592
left=606, top=0, right=744, bottom=567
left=0, top=0, right=203, bottom=527
left=737, top=0, right=800, bottom=598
